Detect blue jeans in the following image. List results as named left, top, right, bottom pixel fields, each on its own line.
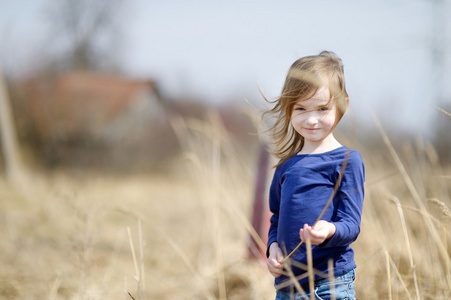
left=275, top=269, right=356, bottom=300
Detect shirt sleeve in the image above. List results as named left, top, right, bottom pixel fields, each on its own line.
left=266, top=168, right=281, bottom=257
left=321, top=150, right=365, bottom=248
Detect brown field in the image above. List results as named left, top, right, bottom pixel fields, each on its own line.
left=1, top=111, right=450, bottom=299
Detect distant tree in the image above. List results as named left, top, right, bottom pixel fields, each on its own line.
left=43, top=0, right=125, bottom=72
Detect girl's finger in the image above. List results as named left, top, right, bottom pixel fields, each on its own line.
left=300, top=228, right=306, bottom=241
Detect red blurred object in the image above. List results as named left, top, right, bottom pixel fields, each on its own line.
left=248, top=145, right=272, bottom=261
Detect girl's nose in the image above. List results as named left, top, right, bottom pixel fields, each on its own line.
left=306, top=115, right=318, bottom=125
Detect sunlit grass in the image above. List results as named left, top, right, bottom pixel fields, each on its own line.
left=0, top=108, right=450, bottom=299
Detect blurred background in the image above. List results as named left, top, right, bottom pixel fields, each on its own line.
left=1, top=0, right=450, bottom=172
left=1, top=0, right=451, bottom=299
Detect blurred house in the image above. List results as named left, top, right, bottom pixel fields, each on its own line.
left=23, top=72, right=163, bottom=143
left=10, top=71, right=261, bottom=170
left=12, top=72, right=168, bottom=169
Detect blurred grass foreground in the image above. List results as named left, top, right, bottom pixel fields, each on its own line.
left=1, top=71, right=451, bottom=299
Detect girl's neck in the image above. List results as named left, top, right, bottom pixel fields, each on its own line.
left=298, top=134, right=342, bottom=155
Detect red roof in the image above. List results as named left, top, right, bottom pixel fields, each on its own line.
left=19, top=72, right=157, bottom=139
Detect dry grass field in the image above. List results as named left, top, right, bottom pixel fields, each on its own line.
left=1, top=110, right=450, bottom=299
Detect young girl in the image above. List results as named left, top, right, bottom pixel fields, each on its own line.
left=265, top=51, right=365, bottom=300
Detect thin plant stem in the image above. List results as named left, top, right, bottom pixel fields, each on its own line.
left=385, top=250, right=392, bottom=300
left=284, top=259, right=307, bottom=298
left=391, top=196, right=420, bottom=299
left=306, top=238, right=314, bottom=300
left=328, top=259, right=336, bottom=300
left=373, top=112, right=449, bottom=263
left=165, top=237, right=215, bottom=300
left=210, top=112, right=227, bottom=300
left=49, top=275, right=62, bottom=300
left=127, top=227, right=140, bottom=283
left=432, top=105, right=451, bottom=118
left=138, top=218, right=146, bottom=299
left=442, top=222, right=451, bottom=292
left=218, top=188, right=266, bottom=252
left=387, top=249, right=413, bottom=300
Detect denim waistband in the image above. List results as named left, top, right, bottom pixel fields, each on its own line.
left=277, top=268, right=356, bottom=294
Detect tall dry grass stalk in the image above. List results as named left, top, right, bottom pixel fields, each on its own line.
left=354, top=112, right=451, bottom=299
left=285, top=259, right=306, bottom=296
left=127, top=220, right=146, bottom=300
left=305, top=238, right=315, bottom=300
left=384, top=250, right=392, bottom=300
left=390, top=196, right=420, bottom=299
left=168, top=110, right=275, bottom=299
left=328, top=259, right=337, bottom=300
left=386, top=250, right=412, bottom=300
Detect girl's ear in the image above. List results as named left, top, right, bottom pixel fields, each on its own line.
left=345, top=97, right=349, bottom=108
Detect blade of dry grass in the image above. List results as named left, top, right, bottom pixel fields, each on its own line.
left=138, top=219, right=145, bottom=298
left=384, top=250, right=392, bottom=300
left=284, top=259, right=308, bottom=298
left=373, top=111, right=451, bottom=297
left=441, top=222, right=451, bottom=291
left=386, top=251, right=413, bottom=300
left=328, top=259, right=336, bottom=300
left=306, top=238, right=314, bottom=300
left=277, top=256, right=332, bottom=296
left=275, top=272, right=309, bottom=291
left=432, top=105, right=451, bottom=118
left=165, top=237, right=215, bottom=300
left=49, top=276, right=62, bottom=300
left=389, top=196, right=420, bottom=299
left=371, top=112, right=424, bottom=211
left=127, top=227, right=140, bottom=283
left=218, top=187, right=266, bottom=252
left=212, top=124, right=227, bottom=300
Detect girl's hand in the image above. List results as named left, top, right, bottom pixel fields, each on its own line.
left=267, top=242, right=284, bottom=278
left=299, top=221, right=336, bottom=245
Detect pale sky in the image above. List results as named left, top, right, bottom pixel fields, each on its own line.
left=1, top=0, right=450, bottom=139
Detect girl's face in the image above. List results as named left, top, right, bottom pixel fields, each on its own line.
left=291, top=86, right=338, bottom=147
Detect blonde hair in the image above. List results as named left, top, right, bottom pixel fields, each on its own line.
left=264, top=50, right=349, bottom=166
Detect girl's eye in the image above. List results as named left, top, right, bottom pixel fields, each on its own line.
left=319, top=107, right=329, bottom=111
left=295, top=107, right=305, bottom=111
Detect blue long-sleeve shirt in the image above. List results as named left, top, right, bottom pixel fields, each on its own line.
left=267, top=146, right=365, bottom=290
